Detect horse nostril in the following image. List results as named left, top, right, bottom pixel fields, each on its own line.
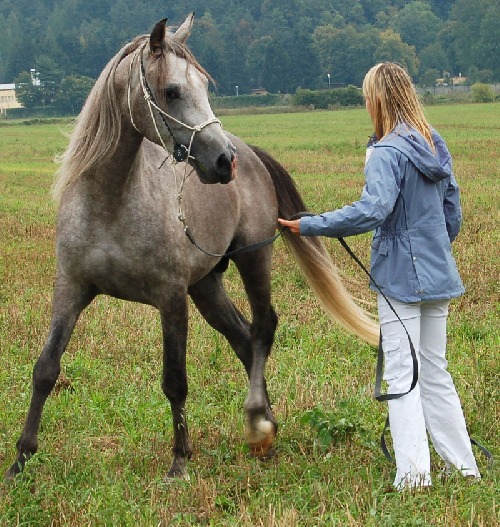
left=217, top=153, right=232, bottom=174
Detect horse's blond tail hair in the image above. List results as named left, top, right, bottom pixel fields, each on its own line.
left=251, top=145, right=379, bottom=346
left=285, top=233, right=379, bottom=346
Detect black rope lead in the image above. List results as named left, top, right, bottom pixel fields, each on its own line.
left=183, top=212, right=310, bottom=259
left=337, top=236, right=418, bottom=402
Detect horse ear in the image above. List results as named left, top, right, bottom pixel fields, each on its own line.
left=174, top=12, right=195, bottom=43
left=149, top=18, right=168, bottom=54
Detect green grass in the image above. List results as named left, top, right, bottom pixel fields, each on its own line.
left=0, top=104, right=498, bottom=526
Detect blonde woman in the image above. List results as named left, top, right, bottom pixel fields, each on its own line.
left=279, top=63, right=480, bottom=490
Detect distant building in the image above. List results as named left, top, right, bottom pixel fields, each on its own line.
left=0, top=84, right=23, bottom=115
left=250, top=88, right=268, bottom=96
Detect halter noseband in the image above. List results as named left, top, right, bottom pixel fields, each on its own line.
left=127, top=43, right=222, bottom=163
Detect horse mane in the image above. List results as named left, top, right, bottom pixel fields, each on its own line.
left=52, top=31, right=211, bottom=203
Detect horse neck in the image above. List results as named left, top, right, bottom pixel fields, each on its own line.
left=113, top=123, right=143, bottom=170
left=94, top=122, right=145, bottom=193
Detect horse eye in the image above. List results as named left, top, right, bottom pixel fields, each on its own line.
left=164, top=87, right=180, bottom=101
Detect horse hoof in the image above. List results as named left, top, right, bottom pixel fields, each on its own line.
left=164, top=471, right=190, bottom=484
left=4, top=462, right=23, bottom=484
left=247, top=418, right=276, bottom=458
left=164, top=458, right=190, bottom=482
left=4, top=472, right=15, bottom=484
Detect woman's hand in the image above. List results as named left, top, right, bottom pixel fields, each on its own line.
left=278, top=218, right=301, bottom=235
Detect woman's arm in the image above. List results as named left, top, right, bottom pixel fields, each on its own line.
left=443, top=172, right=462, bottom=242
left=290, top=148, right=402, bottom=238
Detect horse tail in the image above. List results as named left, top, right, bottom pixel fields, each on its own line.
left=251, top=145, right=379, bottom=346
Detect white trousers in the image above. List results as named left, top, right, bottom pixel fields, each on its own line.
left=377, top=295, right=480, bottom=490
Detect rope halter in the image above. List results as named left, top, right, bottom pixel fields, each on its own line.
left=127, top=43, right=222, bottom=163
left=126, top=43, right=233, bottom=234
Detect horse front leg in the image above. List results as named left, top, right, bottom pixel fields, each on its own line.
left=6, top=279, right=95, bottom=481
left=234, top=250, right=278, bottom=458
left=159, top=294, right=192, bottom=480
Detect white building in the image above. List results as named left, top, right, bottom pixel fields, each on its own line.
left=0, top=84, right=23, bottom=115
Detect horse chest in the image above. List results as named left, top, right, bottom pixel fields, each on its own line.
left=57, top=206, right=222, bottom=304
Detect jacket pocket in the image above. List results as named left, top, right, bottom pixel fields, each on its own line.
left=371, top=236, right=389, bottom=255
left=378, top=239, right=389, bottom=256
left=382, top=337, right=401, bottom=381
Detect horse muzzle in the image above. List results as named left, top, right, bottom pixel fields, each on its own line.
left=192, top=146, right=236, bottom=185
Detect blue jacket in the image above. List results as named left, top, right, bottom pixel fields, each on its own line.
left=300, top=124, right=465, bottom=302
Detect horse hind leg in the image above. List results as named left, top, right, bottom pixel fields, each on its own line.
left=189, top=270, right=253, bottom=374
left=231, top=251, right=278, bottom=458
left=190, top=269, right=276, bottom=417
left=5, top=279, right=95, bottom=481
left=189, top=272, right=278, bottom=457
left=243, top=310, right=278, bottom=460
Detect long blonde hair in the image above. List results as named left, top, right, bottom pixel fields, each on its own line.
left=362, top=62, right=434, bottom=150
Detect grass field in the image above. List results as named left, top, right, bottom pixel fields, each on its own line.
left=0, top=103, right=498, bottom=526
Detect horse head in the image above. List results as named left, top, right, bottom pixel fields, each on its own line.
left=127, top=13, right=236, bottom=184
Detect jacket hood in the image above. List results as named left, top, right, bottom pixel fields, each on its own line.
left=373, top=124, right=452, bottom=182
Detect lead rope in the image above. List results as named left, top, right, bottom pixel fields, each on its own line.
left=336, top=236, right=418, bottom=463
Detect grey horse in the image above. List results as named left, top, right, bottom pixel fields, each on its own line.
left=7, top=14, right=378, bottom=481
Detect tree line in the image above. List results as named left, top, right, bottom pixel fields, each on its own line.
left=1, top=0, right=498, bottom=112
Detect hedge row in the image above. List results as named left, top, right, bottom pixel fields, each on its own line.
left=5, top=106, right=73, bottom=119
left=210, top=88, right=364, bottom=110
left=291, top=86, right=364, bottom=109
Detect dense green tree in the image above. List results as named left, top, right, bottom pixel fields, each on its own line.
left=76, top=19, right=118, bottom=78
left=420, top=68, right=440, bottom=88
left=13, top=57, right=63, bottom=108
left=476, top=1, right=500, bottom=79
left=374, top=30, right=418, bottom=78
left=446, top=0, right=500, bottom=78
left=1, top=0, right=499, bottom=98
left=418, top=43, right=449, bottom=78
left=313, top=25, right=382, bottom=86
left=3, top=11, right=30, bottom=80
left=359, top=0, right=388, bottom=24
left=219, top=15, right=256, bottom=94
left=246, top=36, right=273, bottom=89
left=14, top=71, right=44, bottom=108
left=56, top=75, right=95, bottom=113
left=0, top=14, right=8, bottom=80
left=428, top=0, right=455, bottom=19
left=35, top=55, right=64, bottom=103
left=261, top=38, right=292, bottom=93
left=188, top=12, right=229, bottom=91
left=286, top=22, right=321, bottom=91
left=108, top=0, right=157, bottom=39
left=391, top=1, right=442, bottom=52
